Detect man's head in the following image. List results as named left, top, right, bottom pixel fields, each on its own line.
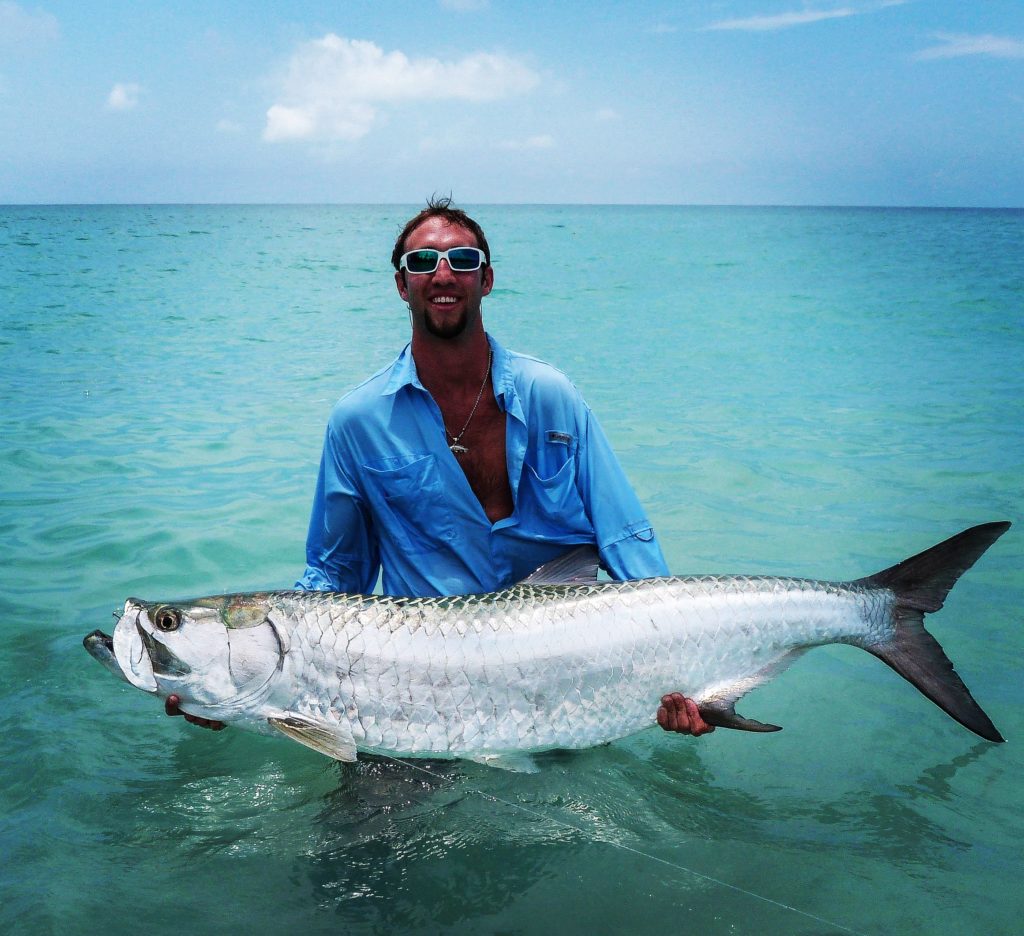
left=391, top=195, right=491, bottom=272
left=394, top=196, right=494, bottom=342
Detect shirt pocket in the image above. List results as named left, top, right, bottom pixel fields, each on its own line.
left=519, top=451, right=590, bottom=536
left=362, top=454, right=456, bottom=554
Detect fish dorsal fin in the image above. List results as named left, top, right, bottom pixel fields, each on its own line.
left=268, top=713, right=357, bottom=762
left=519, top=545, right=600, bottom=586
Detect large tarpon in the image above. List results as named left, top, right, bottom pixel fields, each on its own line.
left=84, top=523, right=1009, bottom=764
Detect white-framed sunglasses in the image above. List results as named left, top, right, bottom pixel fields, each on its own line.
left=399, top=247, right=487, bottom=274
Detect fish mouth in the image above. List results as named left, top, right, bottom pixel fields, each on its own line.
left=84, top=629, right=114, bottom=654
left=83, top=629, right=130, bottom=684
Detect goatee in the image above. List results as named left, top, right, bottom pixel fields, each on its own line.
left=424, top=309, right=468, bottom=340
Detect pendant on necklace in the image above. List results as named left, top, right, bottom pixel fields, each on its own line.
left=449, top=443, right=468, bottom=455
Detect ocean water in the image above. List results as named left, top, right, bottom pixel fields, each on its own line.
left=1, top=204, right=1021, bottom=935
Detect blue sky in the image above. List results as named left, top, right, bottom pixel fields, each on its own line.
left=1, top=0, right=1022, bottom=205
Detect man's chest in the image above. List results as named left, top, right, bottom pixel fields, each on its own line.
left=448, top=398, right=513, bottom=523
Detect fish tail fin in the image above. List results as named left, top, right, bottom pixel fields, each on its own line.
left=855, top=522, right=1010, bottom=743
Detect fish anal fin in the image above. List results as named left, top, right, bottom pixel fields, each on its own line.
left=268, top=714, right=357, bottom=762
left=699, top=699, right=782, bottom=733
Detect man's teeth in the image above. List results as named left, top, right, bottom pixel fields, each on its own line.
left=433, top=297, right=458, bottom=304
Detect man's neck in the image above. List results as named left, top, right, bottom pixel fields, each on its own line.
left=411, top=328, right=491, bottom=393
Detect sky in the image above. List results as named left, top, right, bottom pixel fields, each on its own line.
left=1, top=0, right=1022, bottom=206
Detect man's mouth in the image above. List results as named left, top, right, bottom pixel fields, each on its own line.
left=430, top=295, right=459, bottom=305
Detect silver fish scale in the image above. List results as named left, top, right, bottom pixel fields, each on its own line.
left=261, top=576, right=893, bottom=757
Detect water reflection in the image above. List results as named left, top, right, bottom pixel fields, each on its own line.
left=282, top=738, right=1005, bottom=932
left=23, top=704, right=1012, bottom=936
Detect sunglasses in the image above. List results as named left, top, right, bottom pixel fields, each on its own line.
left=399, top=247, right=487, bottom=274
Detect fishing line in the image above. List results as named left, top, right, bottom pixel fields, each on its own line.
left=378, top=753, right=867, bottom=936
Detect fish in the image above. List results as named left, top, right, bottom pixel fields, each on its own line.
left=84, top=522, right=1009, bottom=765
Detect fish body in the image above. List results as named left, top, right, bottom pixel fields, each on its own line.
left=85, top=523, right=1009, bottom=762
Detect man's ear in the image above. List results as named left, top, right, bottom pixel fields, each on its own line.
left=481, top=264, right=494, bottom=298
left=395, top=269, right=408, bottom=302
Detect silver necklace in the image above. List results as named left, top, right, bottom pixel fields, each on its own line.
left=445, top=348, right=492, bottom=455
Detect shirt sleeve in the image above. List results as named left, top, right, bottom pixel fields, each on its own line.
left=295, top=423, right=380, bottom=593
left=575, top=404, right=670, bottom=580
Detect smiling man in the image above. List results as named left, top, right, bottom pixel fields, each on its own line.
left=169, top=197, right=712, bottom=737
left=300, top=197, right=675, bottom=597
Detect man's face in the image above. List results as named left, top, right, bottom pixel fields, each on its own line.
left=395, top=216, right=493, bottom=341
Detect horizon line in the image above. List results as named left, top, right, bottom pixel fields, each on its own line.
left=2, top=201, right=1022, bottom=211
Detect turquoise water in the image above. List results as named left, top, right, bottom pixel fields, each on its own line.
left=2, top=204, right=1022, bottom=935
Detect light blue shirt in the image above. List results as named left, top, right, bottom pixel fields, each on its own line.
left=297, top=334, right=668, bottom=597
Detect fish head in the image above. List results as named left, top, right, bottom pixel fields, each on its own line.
left=109, top=593, right=284, bottom=715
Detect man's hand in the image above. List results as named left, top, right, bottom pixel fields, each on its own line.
left=165, top=694, right=226, bottom=731
left=657, top=692, right=715, bottom=736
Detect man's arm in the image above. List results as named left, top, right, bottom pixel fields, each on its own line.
left=295, top=423, right=380, bottom=594
left=574, top=404, right=669, bottom=580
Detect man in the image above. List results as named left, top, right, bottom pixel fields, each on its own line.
left=169, top=198, right=711, bottom=737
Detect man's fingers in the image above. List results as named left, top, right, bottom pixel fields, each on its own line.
left=683, top=697, right=715, bottom=736
left=657, top=693, right=716, bottom=736
left=185, top=713, right=226, bottom=731
left=165, top=693, right=225, bottom=730
left=660, top=692, right=690, bottom=733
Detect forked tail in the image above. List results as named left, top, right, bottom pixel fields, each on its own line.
left=855, top=521, right=1010, bottom=743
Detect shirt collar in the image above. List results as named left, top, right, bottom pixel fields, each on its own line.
left=381, top=342, right=422, bottom=396
left=380, top=334, right=525, bottom=424
left=488, top=334, right=526, bottom=425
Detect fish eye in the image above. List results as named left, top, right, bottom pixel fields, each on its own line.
left=153, top=607, right=182, bottom=632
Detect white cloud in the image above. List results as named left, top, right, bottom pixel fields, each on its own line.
left=914, top=33, right=1024, bottom=61
left=704, top=8, right=857, bottom=32
left=595, top=107, right=619, bottom=121
left=702, top=2, right=908, bottom=33
left=106, top=82, right=141, bottom=111
left=498, top=134, right=554, bottom=151
left=264, top=34, right=539, bottom=143
left=216, top=118, right=244, bottom=134
left=0, top=1, right=58, bottom=45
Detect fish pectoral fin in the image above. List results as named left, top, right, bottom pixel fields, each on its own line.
left=466, top=753, right=541, bottom=774
left=519, top=545, right=600, bottom=586
left=699, top=699, right=782, bottom=734
left=268, top=714, right=357, bottom=762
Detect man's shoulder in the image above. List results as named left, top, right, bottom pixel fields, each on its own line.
left=502, top=346, right=581, bottom=398
left=327, top=358, right=401, bottom=425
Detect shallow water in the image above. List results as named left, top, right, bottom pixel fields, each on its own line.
left=1, top=204, right=1021, bottom=934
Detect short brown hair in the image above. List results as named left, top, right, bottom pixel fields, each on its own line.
left=391, top=195, right=491, bottom=270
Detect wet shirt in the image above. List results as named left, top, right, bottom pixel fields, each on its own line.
left=296, top=334, right=668, bottom=597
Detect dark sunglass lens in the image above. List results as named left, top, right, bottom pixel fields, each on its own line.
left=447, top=248, right=482, bottom=271
left=406, top=250, right=439, bottom=273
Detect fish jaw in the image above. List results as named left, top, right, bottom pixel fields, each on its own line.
left=112, top=600, right=158, bottom=693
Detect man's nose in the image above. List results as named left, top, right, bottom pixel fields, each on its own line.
left=433, top=259, right=456, bottom=281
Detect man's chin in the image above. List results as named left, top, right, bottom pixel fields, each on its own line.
left=424, top=311, right=468, bottom=340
